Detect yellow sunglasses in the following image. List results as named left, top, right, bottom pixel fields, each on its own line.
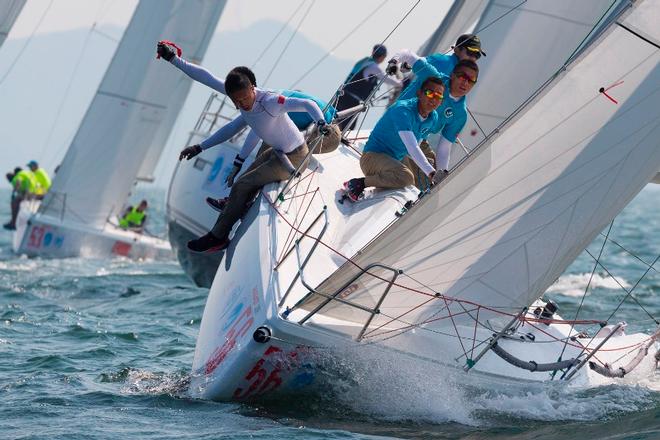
left=424, top=89, right=444, bottom=100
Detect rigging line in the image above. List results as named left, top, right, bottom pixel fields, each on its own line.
left=599, top=233, right=659, bottom=273
left=471, top=0, right=527, bottom=36
left=555, top=221, right=614, bottom=365
left=584, top=248, right=658, bottom=324
left=250, top=0, right=306, bottom=69
left=0, top=0, right=54, bottom=87
left=38, top=25, right=107, bottom=163
left=288, top=0, right=390, bottom=89
left=564, top=0, right=619, bottom=64
left=605, top=252, right=660, bottom=324
left=262, top=0, right=315, bottom=88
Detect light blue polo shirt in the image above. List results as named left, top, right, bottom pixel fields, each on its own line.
left=432, top=95, right=468, bottom=142
left=399, top=53, right=456, bottom=100
left=279, top=90, right=336, bottom=129
left=363, top=98, right=438, bottom=161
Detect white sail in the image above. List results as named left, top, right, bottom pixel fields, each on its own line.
left=299, top=0, right=660, bottom=330
left=0, top=0, right=26, bottom=48
left=39, top=0, right=226, bottom=228
left=456, top=0, right=623, bottom=152
left=419, top=0, right=490, bottom=56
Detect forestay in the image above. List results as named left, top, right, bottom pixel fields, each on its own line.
left=40, top=0, right=226, bottom=228
left=0, top=0, right=26, bottom=48
left=298, top=0, right=660, bottom=334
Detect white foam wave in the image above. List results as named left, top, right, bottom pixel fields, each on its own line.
left=547, top=273, right=631, bottom=297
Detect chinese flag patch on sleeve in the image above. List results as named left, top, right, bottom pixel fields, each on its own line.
left=277, top=95, right=286, bottom=104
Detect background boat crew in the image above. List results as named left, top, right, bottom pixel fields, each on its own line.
left=335, top=44, right=403, bottom=130
left=342, top=76, right=445, bottom=202
left=26, top=160, right=51, bottom=199
left=118, top=199, right=148, bottom=231
left=177, top=69, right=328, bottom=253
left=404, top=60, right=479, bottom=188
left=4, top=167, right=37, bottom=230
left=392, top=33, right=485, bottom=102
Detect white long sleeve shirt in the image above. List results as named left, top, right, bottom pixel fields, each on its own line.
left=200, top=89, right=325, bottom=159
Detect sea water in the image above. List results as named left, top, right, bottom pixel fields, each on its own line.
left=1, top=186, right=659, bottom=440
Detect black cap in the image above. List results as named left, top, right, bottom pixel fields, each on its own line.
left=455, top=34, right=486, bottom=57
left=372, top=44, right=387, bottom=59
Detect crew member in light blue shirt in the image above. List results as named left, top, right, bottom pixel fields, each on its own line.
left=342, top=76, right=446, bottom=202
left=392, top=34, right=485, bottom=101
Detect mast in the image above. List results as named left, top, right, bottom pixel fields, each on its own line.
left=298, top=0, right=660, bottom=330
left=39, top=0, right=226, bottom=228
left=0, top=0, right=26, bottom=49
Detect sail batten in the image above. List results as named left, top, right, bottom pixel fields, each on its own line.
left=40, top=0, right=226, bottom=228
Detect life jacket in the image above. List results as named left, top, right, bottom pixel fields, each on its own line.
left=341, top=57, right=379, bottom=102
left=119, top=207, right=145, bottom=228
left=12, top=170, right=38, bottom=194
left=33, top=168, right=51, bottom=195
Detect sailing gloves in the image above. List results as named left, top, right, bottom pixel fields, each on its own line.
left=432, top=169, right=449, bottom=185
left=226, top=155, right=245, bottom=187
left=179, top=144, right=202, bottom=161
left=157, top=42, right=176, bottom=61
left=316, top=120, right=330, bottom=136
left=386, top=58, right=411, bottom=75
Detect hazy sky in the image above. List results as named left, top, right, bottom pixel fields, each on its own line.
left=9, top=0, right=449, bottom=58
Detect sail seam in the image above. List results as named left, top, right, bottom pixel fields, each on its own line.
left=97, top=91, right=167, bottom=109
left=616, top=22, right=660, bottom=49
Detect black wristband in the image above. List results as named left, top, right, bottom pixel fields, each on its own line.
left=233, top=155, right=245, bottom=167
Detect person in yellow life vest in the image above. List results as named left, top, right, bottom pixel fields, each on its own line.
left=27, top=160, right=51, bottom=198
left=4, top=167, right=38, bottom=230
left=119, top=199, right=148, bottom=231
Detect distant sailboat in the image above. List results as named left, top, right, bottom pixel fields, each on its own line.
left=189, top=0, right=660, bottom=400
left=13, top=0, right=227, bottom=259
left=0, top=0, right=26, bottom=49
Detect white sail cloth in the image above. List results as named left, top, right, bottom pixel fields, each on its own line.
left=457, top=0, right=622, bottom=152
left=40, top=0, right=226, bottom=228
left=299, top=1, right=660, bottom=333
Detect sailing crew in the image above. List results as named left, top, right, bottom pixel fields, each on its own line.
left=4, top=167, right=37, bottom=230
left=27, top=160, right=51, bottom=198
left=177, top=69, right=329, bottom=253
left=118, top=199, right=148, bottom=231
left=390, top=34, right=485, bottom=102
left=335, top=44, right=403, bottom=130
left=404, top=60, right=479, bottom=187
left=342, top=77, right=445, bottom=202
left=156, top=41, right=341, bottom=154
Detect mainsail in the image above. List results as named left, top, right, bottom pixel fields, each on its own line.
left=456, top=0, right=624, bottom=151
left=299, top=0, right=660, bottom=331
left=0, top=0, right=26, bottom=48
left=40, top=0, right=226, bottom=228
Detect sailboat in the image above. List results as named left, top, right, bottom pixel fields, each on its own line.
left=167, top=0, right=629, bottom=285
left=0, top=0, right=25, bottom=49
left=12, top=0, right=226, bottom=259
left=187, top=0, right=659, bottom=400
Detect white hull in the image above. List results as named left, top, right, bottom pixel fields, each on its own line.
left=13, top=204, right=171, bottom=259
left=189, top=143, right=658, bottom=401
